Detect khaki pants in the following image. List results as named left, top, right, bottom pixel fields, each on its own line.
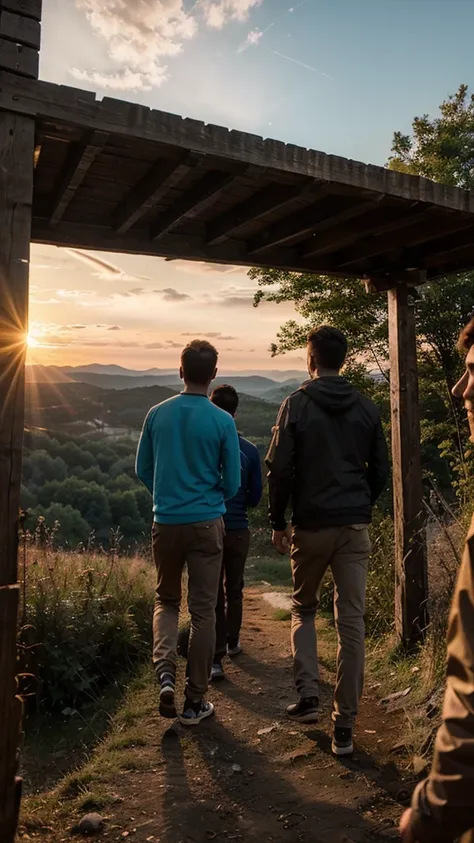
left=291, top=525, right=370, bottom=728
left=152, top=519, right=224, bottom=702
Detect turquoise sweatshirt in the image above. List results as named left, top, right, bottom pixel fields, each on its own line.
left=136, top=393, right=241, bottom=525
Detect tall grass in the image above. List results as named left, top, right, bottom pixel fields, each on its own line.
left=19, top=542, right=155, bottom=711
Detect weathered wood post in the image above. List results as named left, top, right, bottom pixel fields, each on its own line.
left=387, top=282, right=429, bottom=649
left=0, top=1, right=41, bottom=839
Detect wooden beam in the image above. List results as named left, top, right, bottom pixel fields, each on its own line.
left=0, top=38, right=37, bottom=76
left=0, top=96, right=35, bottom=843
left=150, top=169, right=236, bottom=240
left=388, top=283, right=428, bottom=649
left=49, top=130, right=109, bottom=225
left=336, top=215, right=474, bottom=270
left=299, top=204, right=427, bottom=259
left=113, top=152, right=202, bottom=235
left=0, top=5, right=38, bottom=840
left=2, top=75, right=474, bottom=217
left=205, top=182, right=302, bottom=245
left=0, top=1, right=42, bottom=19
left=0, top=9, right=40, bottom=48
left=248, top=195, right=373, bottom=254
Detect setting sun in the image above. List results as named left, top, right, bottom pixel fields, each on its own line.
left=27, top=333, right=39, bottom=349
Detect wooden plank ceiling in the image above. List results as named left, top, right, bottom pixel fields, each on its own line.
left=2, top=75, right=474, bottom=286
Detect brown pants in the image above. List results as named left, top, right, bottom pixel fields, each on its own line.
left=152, top=519, right=224, bottom=702
left=215, top=528, right=251, bottom=660
left=291, top=525, right=370, bottom=728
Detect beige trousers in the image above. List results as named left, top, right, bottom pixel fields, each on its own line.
left=152, top=518, right=224, bottom=702
left=291, top=524, right=370, bottom=728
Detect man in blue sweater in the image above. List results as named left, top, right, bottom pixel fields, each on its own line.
left=210, top=385, right=263, bottom=681
left=136, top=341, right=241, bottom=726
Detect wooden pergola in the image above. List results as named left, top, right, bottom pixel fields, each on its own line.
left=2, top=1, right=474, bottom=839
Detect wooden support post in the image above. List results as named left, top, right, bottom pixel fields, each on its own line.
left=0, top=1, right=40, bottom=840
left=388, top=283, right=429, bottom=649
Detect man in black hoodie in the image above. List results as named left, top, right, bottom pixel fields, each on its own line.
left=266, top=326, right=389, bottom=756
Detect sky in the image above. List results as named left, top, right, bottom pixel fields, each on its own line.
left=28, top=0, right=474, bottom=371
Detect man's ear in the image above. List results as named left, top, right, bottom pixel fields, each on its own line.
left=179, top=366, right=184, bottom=381
left=211, top=367, right=217, bottom=382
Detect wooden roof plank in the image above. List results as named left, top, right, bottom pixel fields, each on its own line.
left=249, top=195, right=375, bottom=254
left=113, top=152, right=203, bottom=235
left=299, top=204, right=426, bottom=259
left=0, top=9, right=40, bottom=49
left=0, top=39, right=37, bottom=77
left=150, top=170, right=238, bottom=240
left=0, top=0, right=42, bottom=21
left=49, top=130, right=109, bottom=226
left=335, top=213, right=474, bottom=269
left=2, top=74, right=474, bottom=215
left=205, top=182, right=304, bottom=245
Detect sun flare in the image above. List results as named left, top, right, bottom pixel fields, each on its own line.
left=26, top=332, right=39, bottom=348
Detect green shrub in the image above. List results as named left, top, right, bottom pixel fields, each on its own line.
left=20, top=546, right=154, bottom=710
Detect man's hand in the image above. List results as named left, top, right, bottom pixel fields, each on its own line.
left=400, top=809, right=415, bottom=843
left=272, top=525, right=292, bottom=555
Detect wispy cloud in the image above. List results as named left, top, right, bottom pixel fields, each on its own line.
left=237, top=0, right=310, bottom=53
left=73, top=0, right=263, bottom=92
left=181, top=331, right=237, bottom=340
left=237, top=27, right=263, bottom=52
left=201, top=0, right=263, bottom=30
left=66, top=248, right=149, bottom=283
left=271, top=49, right=335, bottom=80
left=157, top=288, right=191, bottom=302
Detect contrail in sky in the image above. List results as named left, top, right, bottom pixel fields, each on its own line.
left=271, top=49, right=335, bottom=80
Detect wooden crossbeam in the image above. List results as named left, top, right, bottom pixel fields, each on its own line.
left=113, top=152, right=202, bottom=235
left=0, top=9, right=40, bottom=48
left=369, top=225, right=474, bottom=275
left=150, top=169, right=237, bottom=240
left=49, top=130, right=108, bottom=225
left=0, top=1, right=42, bottom=19
left=248, top=194, right=372, bottom=255
left=335, top=214, right=474, bottom=269
left=298, top=204, right=423, bottom=259
left=205, top=182, right=302, bottom=245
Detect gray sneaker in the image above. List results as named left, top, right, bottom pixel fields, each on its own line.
left=211, top=662, right=225, bottom=681
left=227, top=642, right=242, bottom=657
left=179, top=699, right=214, bottom=727
left=158, top=672, right=176, bottom=719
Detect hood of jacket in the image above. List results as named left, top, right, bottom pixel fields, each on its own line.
left=300, top=376, right=358, bottom=414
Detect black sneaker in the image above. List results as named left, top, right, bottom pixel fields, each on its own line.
left=178, top=699, right=214, bottom=727
left=286, top=697, right=319, bottom=723
left=332, top=726, right=353, bottom=756
left=211, top=661, right=225, bottom=681
left=158, top=672, right=176, bottom=719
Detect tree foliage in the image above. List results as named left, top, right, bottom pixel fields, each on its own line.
left=252, top=84, right=474, bottom=494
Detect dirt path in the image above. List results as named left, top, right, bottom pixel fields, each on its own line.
left=28, top=589, right=410, bottom=842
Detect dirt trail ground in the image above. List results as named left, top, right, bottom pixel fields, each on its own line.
left=27, top=589, right=410, bottom=842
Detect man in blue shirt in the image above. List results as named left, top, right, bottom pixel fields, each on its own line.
left=209, top=385, right=263, bottom=681
left=136, top=341, right=241, bottom=726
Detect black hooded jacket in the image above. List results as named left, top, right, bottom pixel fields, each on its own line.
left=266, top=376, right=389, bottom=531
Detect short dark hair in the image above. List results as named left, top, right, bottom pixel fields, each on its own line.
left=458, top=317, right=474, bottom=354
left=181, top=340, right=218, bottom=385
left=307, top=325, right=348, bottom=371
left=211, top=384, right=239, bottom=417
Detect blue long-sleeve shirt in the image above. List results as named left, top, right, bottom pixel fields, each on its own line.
left=136, top=393, right=241, bottom=525
left=224, top=435, right=263, bottom=530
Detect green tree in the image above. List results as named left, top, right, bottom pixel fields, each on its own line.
left=252, top=85, right=474, bottom=492
left=32, top=503, right=91, bottom=547
left=389, top=84, right=474, bottom=188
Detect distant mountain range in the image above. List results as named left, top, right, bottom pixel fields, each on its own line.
left=26, top=364, right=307, bottom=401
